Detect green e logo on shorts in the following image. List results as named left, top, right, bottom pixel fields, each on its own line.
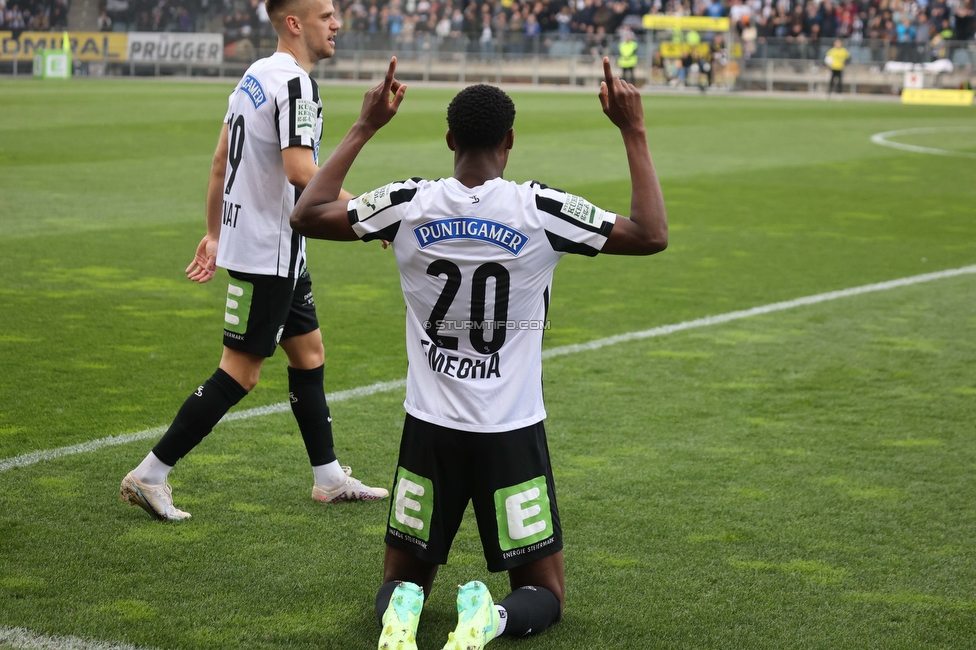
left=224, top=280, right=253, bottom=334
left=390, top=467, right=434, bottom=542
left=495, top=476, right=552, bottom=551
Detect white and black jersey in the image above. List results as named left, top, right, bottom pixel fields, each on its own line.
left=348, top=177, right=617, bottom=433
left=216, top=52, right=323, bottom=278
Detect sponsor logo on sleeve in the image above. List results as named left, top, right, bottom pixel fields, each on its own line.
left=239, top=74, right=266, bottom=109
left=295, top=99, right=317, bottom=140
left=413, top=218, right=528, bottom=256
left=559, top=194, right=603, bottom=226
left=356, top=184, right=394, bottom=220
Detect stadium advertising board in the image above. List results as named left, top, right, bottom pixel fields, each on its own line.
left=1, top=31, right=126, bottom=61
left=659, top=42, right=743, bottom=58
left=901, top=89, right=975, bottom=106
left=127, top=33, right=223, bottom=64
left=642, top=15, right=731, bottom=31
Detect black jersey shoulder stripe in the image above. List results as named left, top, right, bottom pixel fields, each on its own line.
left=361, top=221, right=401, bottom=243
left=390, top=185, right=420, bottom=206
left=287, top=76, right=305, bottom=148
left=535, top=194, right=607, bottom=236
left=529, top=180, right=561, bottom=192
left=274, top=100, right=281, bottom=141
left=311, top=77, right=322, bottom=118
left=545, top=229, right=600, bottom=257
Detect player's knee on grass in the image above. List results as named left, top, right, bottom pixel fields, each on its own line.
left=498, top=585, right=561, bottom=637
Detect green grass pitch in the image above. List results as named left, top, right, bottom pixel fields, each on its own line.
left=1, top=78, right=975, bottom=649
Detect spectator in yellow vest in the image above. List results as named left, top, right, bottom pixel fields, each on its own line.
left=618, top=28, right=638, bottom=83
left=824, top=39, right=850, bottom=95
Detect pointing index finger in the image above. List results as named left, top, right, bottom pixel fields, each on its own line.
left=603, top=56, right=614, bottom=93
left=385, top=56, right=398, bottom=92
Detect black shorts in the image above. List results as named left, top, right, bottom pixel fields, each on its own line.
left=222, top=269, right=319, bottom=358
left=385, top=414, right=563, bottom=572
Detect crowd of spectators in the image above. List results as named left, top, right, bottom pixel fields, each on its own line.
left=0, top=0, right=69, bottom=30
left=336, top=0, right=646, bottom=55
left=726, top=0, right=976, bottom=61
left=101, top=0, right=243, bottom=32
left=3, top=0, right=972, bottom=60
left=330, top=0, right=975, bottom=52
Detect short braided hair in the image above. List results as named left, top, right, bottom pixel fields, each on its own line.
left=447, top=84, right=516, bottom=150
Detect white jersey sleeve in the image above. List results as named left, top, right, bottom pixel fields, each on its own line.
left=532, top=183, right=617, bottom=256
left=274, top=73, right=321, bottom=153
left=347, top=178, right=425, bottom=243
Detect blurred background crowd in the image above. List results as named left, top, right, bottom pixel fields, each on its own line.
left=2, top=0, right=973, bottom=66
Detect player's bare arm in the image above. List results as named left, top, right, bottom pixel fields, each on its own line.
left=598, top=56, right=669, bottom=256
left=291, top=57, right=406, bottom=240
left=187, top=123, right=229, bottom=283
left=280, top=146, right=353, bottom=200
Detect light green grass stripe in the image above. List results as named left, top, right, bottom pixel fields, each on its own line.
left=0, top=379, right=405, bottom=473
left=0, top=265, right=973, bottom=474
left=542, top=264, right=976, bottom=359
left=0, top=626, right=155, bottom=650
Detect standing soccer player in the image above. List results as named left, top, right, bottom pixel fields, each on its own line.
left=291, top=57, right=667, bottom=649
left=120, top=0, right=388, bottom=522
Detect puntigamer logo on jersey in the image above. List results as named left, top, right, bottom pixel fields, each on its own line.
left=239, top=74, right=266, bottom=109
left=413, top=218, right=528, bottom=255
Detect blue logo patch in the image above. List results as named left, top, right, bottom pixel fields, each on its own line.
left=413, top=218, right=528, bottom=256
left=239, top=75, right=266, bottom=109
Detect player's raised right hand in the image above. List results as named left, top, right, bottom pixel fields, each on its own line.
left=358, top=57, right=407, bottom=133
left=186, top=234, right=217, bottom=283
left=599, top=56, right=645, bottom=134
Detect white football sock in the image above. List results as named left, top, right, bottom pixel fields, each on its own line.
left=133, top=452, right=173, bottom=485
left=312, top=460, right=346, bottom=488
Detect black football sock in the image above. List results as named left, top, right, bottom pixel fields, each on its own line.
left=375, top=581, right=402, bottom=625
left=288, top=365, right=337, bottom=466
left=152, top=368, right=248, bottom=466
left=497, top=586, right=561, bottom=637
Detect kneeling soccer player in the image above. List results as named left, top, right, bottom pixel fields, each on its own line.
left=290, top=56, right=668, bottom=649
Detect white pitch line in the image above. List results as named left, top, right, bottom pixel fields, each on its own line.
left=870, top=126, right=976, bottom=159
left=1, top=265, right=974, bottom=474
left=0, top=626, right=155, bottom=650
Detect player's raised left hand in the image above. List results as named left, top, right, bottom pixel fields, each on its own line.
left=599, top=56, right=644, bottom=135
left=358, top=57, right=407, bottom=134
